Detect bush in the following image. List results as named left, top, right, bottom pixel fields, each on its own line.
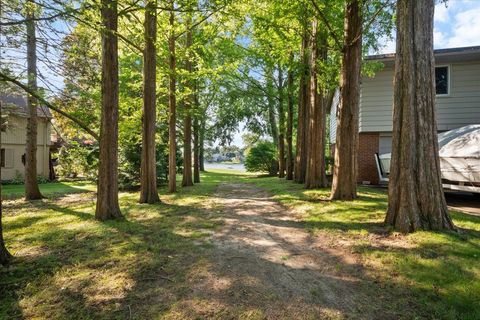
left=118, top=141, right=170, bottom=190
left=56, top=142, right=99, bottom=180
left=2, top=171, right=50, bottom=185
left=1, top=171, right=24, bottom=185
left=245, top=141, right=278, bottom=175
left=55, top=136, right=179, bottom=190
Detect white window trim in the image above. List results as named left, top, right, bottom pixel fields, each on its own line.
left=435, top=64, right=451, bottom=97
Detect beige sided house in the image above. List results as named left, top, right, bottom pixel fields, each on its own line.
left=330, top=46, right=480, bottom=184
left=0, top=95, right=52, bottom=181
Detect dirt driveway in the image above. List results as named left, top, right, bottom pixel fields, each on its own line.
left=170, top=183, right=410, bottom=319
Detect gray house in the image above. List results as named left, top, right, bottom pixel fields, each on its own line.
left=330, top=45, right=480, bottom=184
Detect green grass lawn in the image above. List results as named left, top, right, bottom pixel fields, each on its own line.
left=0, top=171, right=244, bottom=319
left=2, top=181, right=97, bottom=199
left=1, top=171, right=479, bottom=319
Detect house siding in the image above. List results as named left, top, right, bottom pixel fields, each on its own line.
left=359, top=61, right=480, bottom=133
left=329, top=56, right=480, bottom=184
left=1, top=117, right=51, bottom=146
left=1, top=115, right=51, bottom=180
left=359, top=66, right=395, bottom=132
left=1, top=145, right=50, bottom=180
left=329, top=89, right=340, bottom=144
left=437, top=63, right=480, bottom=130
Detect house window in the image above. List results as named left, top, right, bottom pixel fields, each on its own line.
left=1, top=148, right=14, bottom=168
left=435, top=66, right=449, bottom=95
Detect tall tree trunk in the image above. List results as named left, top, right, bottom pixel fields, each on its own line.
left=182, top=19, right=193, bottom=187
left=139, top=0, right=160, bottom=204
left=294, top=30, right=310, bottom=183
left=305, top=19, right=328, bottom=189
left=0, top=181, right=12, bottom=266
left=24, top=1, right=43, bottom=200
left=385, top=0, right=454, bottom=233
left=266, top=67, right=278, bottom=146
left=95, top=0, right=122, bottom=220
left=277, top=65, right=286, bottom=178
left=193, top=84, right=200, bottom=183
left=0, top=103, right=12, bottom=265
left=199, top=117, right=205, bottom=171
left=331, top=0, right=362, bottom=200
left=286, top=56, right=294, bottom=180
left=168, top=5, right=177, bottom=193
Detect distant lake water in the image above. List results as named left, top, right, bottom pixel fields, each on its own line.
left=204, top=162, right=246, bottom=172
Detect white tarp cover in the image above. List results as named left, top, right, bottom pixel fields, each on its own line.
left=438, top=125, right=480, bottom=158
left=378, top=125, right=480, bottom=184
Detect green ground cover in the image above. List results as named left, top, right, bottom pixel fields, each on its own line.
left=2, top=181, right=97, bottom=200
left=0, top=170, right=478, bottom=319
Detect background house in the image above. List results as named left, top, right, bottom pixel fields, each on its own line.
left=0, top=95, right=52, bottom=181
left=330, top=45, right=480, bottom=184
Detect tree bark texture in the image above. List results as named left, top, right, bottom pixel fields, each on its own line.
left=182, top=21, right=193, bottom=187
left=0, top=186, right=12, bottom=265
left=294, top=31, right=310, bottom=184
left=385, top=0, right=454, bottom=233
left=95, top=0, right=122, bottom=220
left=193, top=86, right=200, bottom=183
left=139, top=0, right=160, bottom=204
left=331, top=0, right=362, bottom=200
left=286, top=58, right=294, bottom=180
left=305, top=19, right=328, bottom=189
left=168, top=7, right=177, bottom=193
left=277, top=66, right=286, bottom=178
left=0, top=103, right=12, bottom=265
left=24, top=1, right=43, bottom=200
left=199, top=117, right=205, bottom=172
left=266, top=67, right=278, bottom=147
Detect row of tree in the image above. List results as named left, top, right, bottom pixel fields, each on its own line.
left=277, top=0, right=454, bottom=233
left=233, top=0, right=453, bottom=233
left=1, top=0, right=238, bottom=264
left=0, top=0, right=455, bottom=266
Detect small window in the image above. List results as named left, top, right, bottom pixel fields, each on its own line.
left=435, top=66, right=449, bottom=95
left=1, top=149, right=14, bottom=168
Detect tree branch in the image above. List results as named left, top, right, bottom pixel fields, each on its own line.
left=0, top=72, right=100, bottom=141
left=174, top=5, right=226, bottom=40
left=309, top=0, right=343, bottom=50
left=349, top=0, right=393, bottom=46
left=0, top=12, right=65, bottom=26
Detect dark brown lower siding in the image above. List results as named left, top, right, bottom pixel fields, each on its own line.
left=357, top=132, right=380, bottom=184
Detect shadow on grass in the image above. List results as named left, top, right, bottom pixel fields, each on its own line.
left=2, top=181, right=97, bottom=200
left=350, top=232, right=480, bottom=318
left=1, top=197, right=219, bottom=318
left=242, top=175, right=480, bottom=318
left=1, top=171, right=479, bottom=319
left=0, top=170, right=242, bottom=319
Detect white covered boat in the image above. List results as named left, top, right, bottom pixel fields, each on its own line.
left=375, top=125, right=480, bottom=194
